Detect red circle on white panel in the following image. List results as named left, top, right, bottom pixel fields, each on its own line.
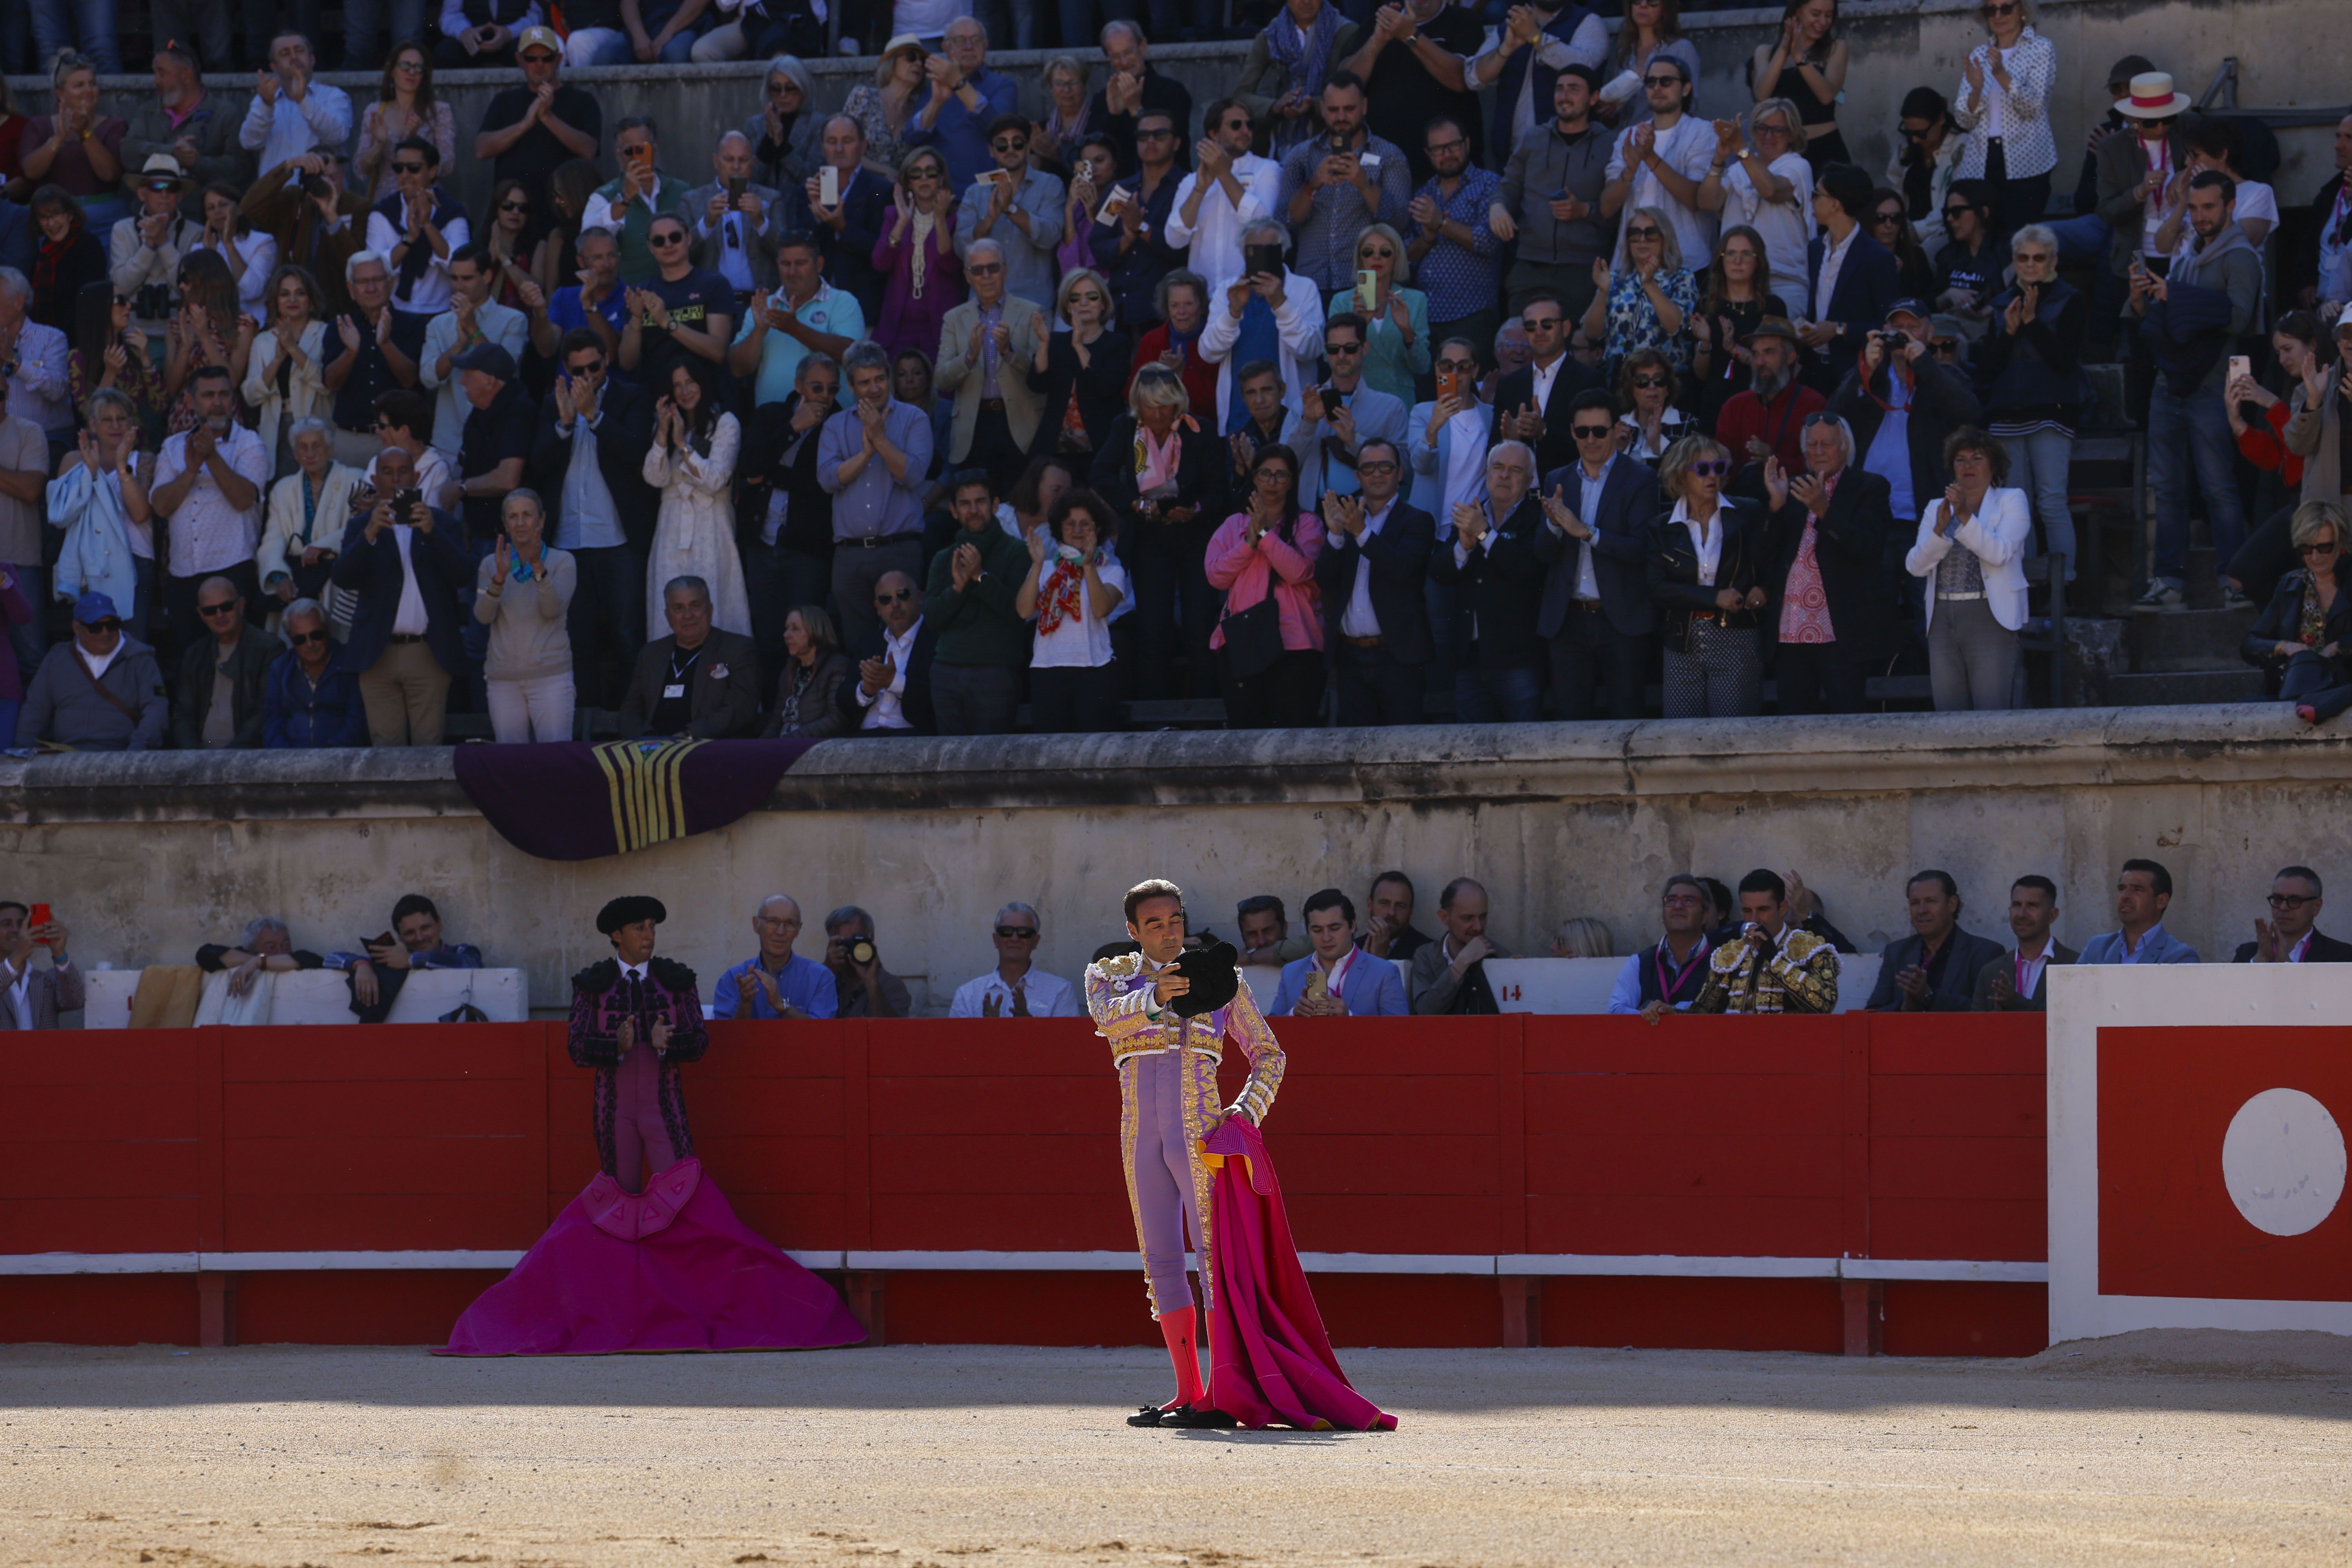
left=2221, top=1089, right=2347, bottom=1238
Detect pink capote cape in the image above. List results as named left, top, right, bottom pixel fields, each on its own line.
left=437, top=1158, right=866, bottom=1356
left=1201, top=1118, right=1397, bottom=1431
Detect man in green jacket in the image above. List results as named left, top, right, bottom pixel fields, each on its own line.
left=922, top=469, right=1031, bottom=735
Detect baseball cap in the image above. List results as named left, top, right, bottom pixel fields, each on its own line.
left=517, top=25, right=561, bottom=56
left=74, top=591, right=121, bottom=625
left=452, top=342, right=517, bottom=380
left=1885, top=298, right=1933, bottom=325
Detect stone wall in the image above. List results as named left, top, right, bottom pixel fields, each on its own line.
left=10, top=0, right=2342, bottom=219
left=5, top=704, right=2347, bottom=1016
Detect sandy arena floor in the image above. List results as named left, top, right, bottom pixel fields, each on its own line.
left=2, top=1333, right=2348, bottom=1567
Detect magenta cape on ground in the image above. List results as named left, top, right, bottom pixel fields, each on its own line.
left=1203, top=1118, right=1398, bottom=1432
left=437, top=1158, right=866, bottom=1356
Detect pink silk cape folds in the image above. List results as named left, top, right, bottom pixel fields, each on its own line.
left=437, top=1158, right=867, bottom=1356
left=1200, top=1118, right=1397, bottom=1431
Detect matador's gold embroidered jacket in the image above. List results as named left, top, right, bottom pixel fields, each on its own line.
left=1690, top=924, right=1841, bottom=1014
left=1084, top=950, right=1286, bottom=1312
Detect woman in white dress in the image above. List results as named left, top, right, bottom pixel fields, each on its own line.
left=641, top=358, right=750, bottom=638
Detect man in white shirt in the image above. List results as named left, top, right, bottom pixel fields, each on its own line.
left=851, top=570, right=930, bottom=733
left=365, top=137, right=470, bottom=333
left=419, top=246, right=530, bottom=456
left=1599, top=53, right=1715, bottom=269
left=237, top=32, right=354, bottom=180
left=1165, top=98, right=1283, bottom=289
left=150, top=365, right=270, bottom=661
left=1198, top=220, right=1327, bottom=437
left=948, top=902, right=1080, bottom=1018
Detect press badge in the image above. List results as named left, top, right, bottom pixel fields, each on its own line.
left=662, top=683, right=686, bottom=699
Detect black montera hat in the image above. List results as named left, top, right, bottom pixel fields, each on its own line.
left=597, top=895, right=668, bottom=935
left=1169, top=939, right=1241, bottom=1018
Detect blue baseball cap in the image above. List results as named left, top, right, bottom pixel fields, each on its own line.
left=73, top=591, right=120, bottom=625
left=1886, top=298, right=1934, bottom=326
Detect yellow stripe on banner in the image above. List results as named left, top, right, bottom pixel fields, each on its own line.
left=592, top=739, right=708, bottom=854
left=592, top=742, right=630, bottom=851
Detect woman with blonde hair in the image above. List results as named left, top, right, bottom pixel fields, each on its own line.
left=1088, top=367, right=1228, bottom=701
left=840, top=37, right=929, bottom=177
left=1645, top=433, right=1769, bottom=717
left=241, top=264, right=331, bottom=475
left=1904, top=427, right=2031, bottom=711
left=762, top=604, right=853, bottom=739
left=1335, top=222, right=1430, bottom=406
left=18, top=53, right=127, bottom=230
left=1697, top=102, right=1814, bottom=314
left=2242, top=502, right=2352, bottom=724
left=1031, top=267, right=1130, bottom=461
left=474, top=489, right=578, bottom=744
left=1749, top=0, right=1849, bottom=170
left=1548, top=917, right=1617, bottom=958
left=1586, top=206, right=1697, bottom=377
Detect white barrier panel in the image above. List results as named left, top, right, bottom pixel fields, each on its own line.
left=1484, top=954, right=1883, bottom=1014
left=2047, top=963, right=2352, bottom=1341
left=80, top=967, right=530, bottom=1027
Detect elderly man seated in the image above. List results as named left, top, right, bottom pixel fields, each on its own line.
left=196, top=917, right=327, bottom=998
left=0, top=900, right=80, bottom=1031
left=1271, top=888, right=1409, bottom=1017
left=948, top=902, right=1078, bottom=1017
left=714, top=894, right=839, bottom=1019
left=13, top=593, right=167, bottom=751
left=619, top=575, right=764, bottom=739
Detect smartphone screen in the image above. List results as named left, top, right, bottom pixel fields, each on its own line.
left=2228, top=354, right=2252, bottom=384
left=1243, top=241, right=1283, bottom=280
left=819, top=166, right=839, bottom=207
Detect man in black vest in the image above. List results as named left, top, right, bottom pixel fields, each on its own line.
left=1610, top=874, right=1714, bottom=1021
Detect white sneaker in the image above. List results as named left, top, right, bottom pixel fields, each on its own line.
left=2132, top=582, right=2185, bottom=612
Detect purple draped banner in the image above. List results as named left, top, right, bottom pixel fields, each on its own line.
left=452, top=738, right=819, bottom=861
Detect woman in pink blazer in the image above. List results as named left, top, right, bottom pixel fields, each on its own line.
left=1205, top=442, right=1325, bottom=729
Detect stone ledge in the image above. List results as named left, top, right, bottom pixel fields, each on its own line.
left=2, top=704, right=2337, bottom=826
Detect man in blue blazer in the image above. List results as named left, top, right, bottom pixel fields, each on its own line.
left=2077, top=859, right=2203, bottom=965
left=1317, top=437, right=1437, bottom=726
left=1798, top=164, right=1902, bottom=395
left=1535, top=387, right=1664, bottom=720
left=1271, top=887, right=1410, bottom=1018
left=328, top=444, right=474, bottom=747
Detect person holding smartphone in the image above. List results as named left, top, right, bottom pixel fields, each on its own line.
left=0, top=900, right=80, bottom=1033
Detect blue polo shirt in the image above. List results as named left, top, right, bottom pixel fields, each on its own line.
left=904, top=67, right=1019, bottom=194
left=712, top=952, right=840, bottom=1019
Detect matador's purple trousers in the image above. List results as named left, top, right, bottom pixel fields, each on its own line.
left=612, top=1045, right=677, bottom=1195
left=1128, top=1048, right=1203, bottom=1316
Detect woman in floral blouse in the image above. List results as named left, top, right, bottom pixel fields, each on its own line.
left=1583, top=205, right=1698, bottom=381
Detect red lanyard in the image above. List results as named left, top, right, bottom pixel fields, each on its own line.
left=1657, top=937, right=1708, bottom=1002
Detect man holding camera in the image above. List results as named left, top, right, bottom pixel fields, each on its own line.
left=1278, top=72, right=1412, bottom=294
left=823, top=905, right=910, bottom=1019
left=331, top=442, right=472, bottom=746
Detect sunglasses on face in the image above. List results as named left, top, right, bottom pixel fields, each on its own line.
left=968, top=261, right=1003, bottom=275
left=1686, top=459, right=1731, bottom=477
left=875, top=589, right=913, bottom=604
left=393, top=162, right=426, bottom=174
left=1632, top=374, right=1668, bottom=389
left=145, top=180, right=178, bottom=193
left=498, top=200, right=528, bottom=213
left=991, top=139, right=1027, bottom=152
left=2299, top=541, right=2340, bottom=557
left=1361, top=247, right=1394, bottom=260
left=650, top=231, right=686, bottom=246
left=288, top=628, right=328, bottom=646
left=1625, top=227, right=1662, bottom=241
left=1872, top=212, right=1903, bottom=226
left=1572, top=424, right=1615, bottom=439
left=1325, top=342, right=1362, bottom=356
left=1900, top=125, right=1931, bottom=142
left=1756, top=122, right=1791, bottom=137
left=83, top=618, right=123, bottom=633
left=1642, top=75, right=1681, bottom=89
left=995, top=925, right=1039, bottom=940
left=1981, top=1, right=2017, bottom=14
left=199, top=601, right=240, bottom=618
left=1357, top=459, right=1399, bottom=475
left=766, top=81, right=797, bottom=96
left=1139, top=127, right=1178, bottom=140
left=1930, top=340, right=1960, bottom=356
left=1943, top=205, right=1977, bottom=220
left=1524, top=315, right=1563, bottom=331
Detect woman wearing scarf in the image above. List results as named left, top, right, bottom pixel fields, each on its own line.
left=49, top=388, right=154, bottom=644
left=1015, top=488, right=1129, bottom=734
left=28, top=189, right=107, bottom=334
left=1238, top=0, right=1361, bottom=159
left=871, top=148, right=964, bottom=363
left=1089, top=369, right=1231, bottom=703
left=1033, top=56, right=1095, bottom=180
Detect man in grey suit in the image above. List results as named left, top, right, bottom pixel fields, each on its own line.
left=1975, top=875, right=2078, bottom=1012
left=1866, top=869, right=2008, bottom=1012
left=934, top=240, right=1044, bottom=494
left=685, top=131, right=783, bottom=307
left=0, top=902, right=82, bottom=1031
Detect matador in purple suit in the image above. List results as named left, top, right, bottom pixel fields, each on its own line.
left=1085, top=877, right=1285, bottom=1429
left=439, top=895, right=864, bottom=1356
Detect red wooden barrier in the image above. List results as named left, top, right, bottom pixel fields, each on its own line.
left=1, top=1014, right=2049, bottom=1355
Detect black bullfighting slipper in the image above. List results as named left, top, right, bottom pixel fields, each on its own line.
left=1156, top=1403, right=1238, bottom=1429
left=1126, top=1405, right=1168, bottom=1427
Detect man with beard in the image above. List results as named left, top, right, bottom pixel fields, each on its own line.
left=1713, top=318, right=1822, bottom=494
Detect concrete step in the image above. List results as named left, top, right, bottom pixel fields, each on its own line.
left=2105, top=669, right=2268, bottom=706
left=2125, top=604, right=2258, bottom=672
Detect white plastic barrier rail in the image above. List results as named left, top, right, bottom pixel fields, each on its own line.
left=80, top=966, right=530, bottom=1027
